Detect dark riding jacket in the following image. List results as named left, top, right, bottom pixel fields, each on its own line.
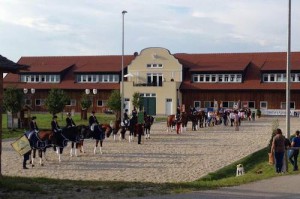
left=89, top=115, right=99, bottom=126
left=30, top=120, right=39, bottom=132
left=51, top=120, right=61, bottom=133
left=66, top=117, right=76, bottom=128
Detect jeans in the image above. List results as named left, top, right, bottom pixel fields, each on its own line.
left=289, top=149, right=299, bottom=170
left=275, top=151, right=285, bottom=173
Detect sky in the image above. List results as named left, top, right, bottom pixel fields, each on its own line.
left=0, top=0, right=300, bottom=63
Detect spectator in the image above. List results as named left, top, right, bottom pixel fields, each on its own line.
left=289, top=130, right=300, bottom=171
left=271, top=128, right=286, bottom=174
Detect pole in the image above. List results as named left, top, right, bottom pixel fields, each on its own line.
left=121, top=10, right=127, bottom=122
left=286, top=0, right=291, bottom=139
left=285, top=0, right=291, bottom=173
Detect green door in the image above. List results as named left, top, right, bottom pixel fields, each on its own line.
left=141, top=97, right=156, bottom=115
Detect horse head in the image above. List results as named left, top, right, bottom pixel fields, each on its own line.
left=101, top=124, right=113, bottom=138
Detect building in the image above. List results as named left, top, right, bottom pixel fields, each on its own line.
left=3, top=47, right=300, bottom=116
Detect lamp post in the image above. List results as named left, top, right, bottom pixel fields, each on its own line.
left=121, top=10, right=127, bottom=122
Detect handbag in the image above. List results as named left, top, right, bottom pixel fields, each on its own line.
left=268, top=152, right=275, bottom=165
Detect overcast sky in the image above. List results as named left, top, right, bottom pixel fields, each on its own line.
left=0, top=0, right=299, bottom=62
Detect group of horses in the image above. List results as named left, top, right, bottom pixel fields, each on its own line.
left=26, top=114, right=155, bottom=167
left=167, top=111, right=207, bottom=133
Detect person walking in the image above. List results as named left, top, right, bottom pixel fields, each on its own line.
left=271, top=128, right=286, bottom=174
left=289, top=130, right=300, bottom=171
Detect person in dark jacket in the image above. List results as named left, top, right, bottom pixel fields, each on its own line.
left=29, top=116, right=39, bottom=133
left=51, top=115, right=61, bottom=133
left=66, top=112, right=76, bottom=128
left=89, top=111, right=99, bottom=131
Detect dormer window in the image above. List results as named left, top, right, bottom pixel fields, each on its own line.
left=20, top=74, right=60, bottom=83
left=193, top=74, right=242, bottom=83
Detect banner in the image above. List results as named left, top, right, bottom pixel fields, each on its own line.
left=11, top=135, right=31, bottom=156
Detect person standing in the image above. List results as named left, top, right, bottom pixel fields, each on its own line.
left=271, top=128, right=286, bottom=173
left=66, top=112, right=76, bottom=128
left=289, top=130, right=300, bottom=171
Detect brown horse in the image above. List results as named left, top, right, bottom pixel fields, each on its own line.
left=167, top=114, right=176, bottom=132
left=29, top=130, right=53, bottom=167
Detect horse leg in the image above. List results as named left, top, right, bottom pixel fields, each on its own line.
left=39, top=150, right=43, bottom=166
left=70, top=142, right=74, bottom=157
left=31, top=149, right=36, bottom=167
left=94, top=140, right=99, bottom=154
left=99, top=140, right=103, bottom=154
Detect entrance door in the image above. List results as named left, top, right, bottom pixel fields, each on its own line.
left=142, top=97, right=156, bottom=115
left=165, top=98, right=172, bottom=115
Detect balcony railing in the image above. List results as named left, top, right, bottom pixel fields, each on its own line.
left=133, top=81, right=163, bottom=87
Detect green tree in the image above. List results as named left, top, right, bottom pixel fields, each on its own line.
left=80, top=93, right=92, bottom=120
left=45, top=88, right=70, bottom=116
left=107, top=90, right=121, bottom=120
left=80, top=93, right=92, bottom=110
left=3, top=87, right=24, bottom=129
left=132, top=92, right=143, bottom=111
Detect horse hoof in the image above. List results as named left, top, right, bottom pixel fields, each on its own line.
left=41, top=164, right=44, bottom=166
left=32, top=165, right=35, bottom=168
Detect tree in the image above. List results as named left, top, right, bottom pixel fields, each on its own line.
left=132, top=92, right=143, bottom=111
left=45, top=88, right=70, bottom=116
left=107, top=90, right=121, bottom=120
left=80, top=93, right=92, bottom=120
left=80, top=93, right=92, bottom=110
left=3, top=87, right=24, bottom=129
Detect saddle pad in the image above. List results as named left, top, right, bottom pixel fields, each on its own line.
left=11, top=135, right=31, bottom=156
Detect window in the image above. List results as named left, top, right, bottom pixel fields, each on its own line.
left=260, top=101, right=268, bottom=109
left=204, top=101, right=213, bottom=108
left=35, top=99, right=44, bottom=106
left=97, top=100, right=106, bottom=107
left=222, top=101, right=229, bottom=108
left=193, top=75, right=198, bottom=82
left=281, top=102, right=295, bottom=109
left=263, top=74, right=268, bottom=82
left=248, top=101, right=255, bottom=108
left=66, top=99, right=76, bottom=106
left=147, top=73, right=163, bottom=86
left=194, top=101, right=201, bottom=108
left=192, top=73, right=242, bottom=83
left=146, top=63, right=163, bottom=68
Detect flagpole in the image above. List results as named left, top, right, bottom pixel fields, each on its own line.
left=286, top=0, right=291, bottom=139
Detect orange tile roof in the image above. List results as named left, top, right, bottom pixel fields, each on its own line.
left=4, top=51, right=300, bottom=91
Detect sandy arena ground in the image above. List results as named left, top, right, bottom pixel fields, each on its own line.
left=2, top=116, right=298, bottom=183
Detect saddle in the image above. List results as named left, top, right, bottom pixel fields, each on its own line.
left=26, top=131, right=47, bottom=149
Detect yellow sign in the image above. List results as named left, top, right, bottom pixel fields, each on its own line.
left=11, top=135, right=31, bottom=156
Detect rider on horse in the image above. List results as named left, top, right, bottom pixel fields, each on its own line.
left=23, top=116, right=39, bottom=169
left=89, top=111, right=99, bottom=131
left=51, top=115, right=62, bottom=134
left=123, top=109, right=130, bottom=127
left=66, top=112, right=76, bottom=128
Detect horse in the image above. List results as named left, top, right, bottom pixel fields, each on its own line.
left=77, top=124, right=112, bottom=155
left=180, top=112, right=189, bottom=132
left=144, top=115, right=154, bottom=139
left=27, top=130, right=53, bottom=167
left=128, top=116, right=138, bottom=142
left=167, top=114, right=176, bottom=132
left=51, top=126, right=81, bottom=162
